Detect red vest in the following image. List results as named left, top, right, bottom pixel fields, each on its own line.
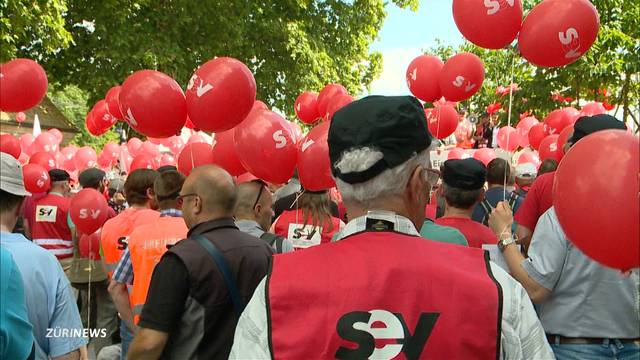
left=32, top=193, right=73, bottom=259
left=273, top=209, right=341, bottom=249
left=268, top=231, right=501, bottom=359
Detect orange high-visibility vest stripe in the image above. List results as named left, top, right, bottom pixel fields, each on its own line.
left=100, top=208, right=159, bottom=277
left=128, top=216, right=188, bottom=323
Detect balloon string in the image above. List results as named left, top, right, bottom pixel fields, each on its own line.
left=504, top=53, right=516, bottom=200
left=436, top=106, right=441, bottom=147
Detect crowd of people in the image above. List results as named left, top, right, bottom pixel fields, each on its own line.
left=1, top=95, right=638, bottom=360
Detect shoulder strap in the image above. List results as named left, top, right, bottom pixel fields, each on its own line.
left=193, top=235, right=245, bottom=318
left=479, top=199, right=494, bottom=226
left=260, top=232, right=285, bottom=253
left=508, top=192, right=520, bottom=210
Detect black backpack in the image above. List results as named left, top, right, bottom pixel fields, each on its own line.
left=260, top=232, right=286, bottom=254
left=479, top=192, right=520, bottom=226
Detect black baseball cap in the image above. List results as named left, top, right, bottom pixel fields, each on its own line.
left=328, top=96, right=432, bottom=184
left=79, top=168, right=106, bottom=189
left=49, top=169, right=70, bottom=182
left=569, top=114, right=627, bottom=145
left=442, top=158, right=486, bottom=190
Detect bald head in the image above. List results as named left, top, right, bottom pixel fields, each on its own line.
left=183, top=165, right=237, bottom=216
left=236, top=181, right=263, bottom=217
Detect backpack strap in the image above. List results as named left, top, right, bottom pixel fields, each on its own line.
left=260, top=232, right=285, bottom=253
left=479, top=199, right=494, bottom=226
left=193, top=235, right=245, bottom=318
left=508, top=192, right=520, bottom=210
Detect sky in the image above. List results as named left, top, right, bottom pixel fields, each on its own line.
left=368, top=0, right=465, bottom=96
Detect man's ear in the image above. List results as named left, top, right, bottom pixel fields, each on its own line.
left=254, top=203, right=262, bottom=215
left=407, top=165, right=426, bottom=202
left=147, top=187, right=155, bottom=200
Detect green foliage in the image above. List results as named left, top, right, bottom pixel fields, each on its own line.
left=48, top=85, right=119, bottom=150
left=34, top=0, right=416, bottom=119
left=0, top=0, right=72, bottom=62
left=425, top=0, right=639, bottom=126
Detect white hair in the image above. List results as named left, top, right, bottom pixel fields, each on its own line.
left=334, top=144, right=435, bottom=207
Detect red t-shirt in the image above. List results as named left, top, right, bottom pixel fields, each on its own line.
left=514, top=171, right=555, bottom=231
left=435, top=216, right=497, bottom=248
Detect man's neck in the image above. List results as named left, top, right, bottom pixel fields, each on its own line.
left=487, top=183, right=503, bottom=189
left=129, top=203, right=149, bottom=210
left=443, top=206, right=474, bottom=219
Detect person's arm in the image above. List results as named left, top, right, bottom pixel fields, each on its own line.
left=229, top=278, right=270, bottom=359
left=51, top=349, right=80, bottom=360
left=515, top=224, right=533, bottom=253
left=489, top=202, right=553, bottom=303
left=48, top=263, right=87, bottom=358
left=127, top=328, right=169, bottom=360
left=108, top=249, right=135, bottom=331
left=131, top=254, right=190, bottom=359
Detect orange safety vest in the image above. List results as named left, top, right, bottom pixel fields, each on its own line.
left=100, top=208, right=160, bottom=277
left=128, top=216, right=188, bottom=323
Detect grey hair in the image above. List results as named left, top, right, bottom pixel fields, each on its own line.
left=334, top=143, right=436, bottom=207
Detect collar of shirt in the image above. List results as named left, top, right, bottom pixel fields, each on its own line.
left=187, top=217, right=237, bottom=237
left=49, top=192, right=65, bottom=197
left=335, top=210, right=420, bottom=241
left=235, top=219, right=264, bottom=231
left=160, top=208, right=183, bottom=218
left=0, top=231, right=30, bottom=244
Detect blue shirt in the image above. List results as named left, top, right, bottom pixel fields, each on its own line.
left=0, top=232, right=86, bottom=358
left=1, top=247, right=34, bottom=360
left=472, top=187, right=523, bottom=224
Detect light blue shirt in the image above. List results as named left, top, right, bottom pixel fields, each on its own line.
left=0, top=232, right=86, bottom=359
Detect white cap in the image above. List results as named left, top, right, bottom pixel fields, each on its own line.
left=0, top=152, right=31, bottom=196
left=515, top=163, right=538, bottom=179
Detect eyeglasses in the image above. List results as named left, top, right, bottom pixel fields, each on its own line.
left=176, top=193, right=199, bottom=206
left=251, top=180, right=267, bottom=210
left=424, top=169, right=441, bottom=185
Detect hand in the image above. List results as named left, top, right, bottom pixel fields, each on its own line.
left=489, top=201, right=514, bottom=236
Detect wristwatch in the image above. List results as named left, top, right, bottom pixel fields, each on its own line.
left=498, top=235, right=518, bottom=252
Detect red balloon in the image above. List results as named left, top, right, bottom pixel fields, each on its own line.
left=518, top=0, right=600, bottom=67
left=16, top=112, right=26, bottom=123
left=130, top=153, right=157, bottom=171
left=187, top=133, right=207, bottom=145
left=544, top=109, right=573, bottom=135
left=158, top=154, right=176, bottom=167
left=439, top=53, right=485, bottom=102
left=85, top=112, right=105, bottom=136
left=234, top=110, right=297, bottom=184
left=48, top=128, right=63, bottom=144
left=406, top=55, right=443, bottom=102
left=102, top=142, right=120, bottom=162
left=252, top=100, right=268, bottom=112
left=324, top=93, right=354, bottom=122
left=120, top=70, right=187, bottom=138
left=517, top=116, right=539, bottom=133
left=0, top=134, right=21, bottom=159
left=105, top=86, right=123, bottom=119
left=177, top=142, right=214, bottom=176
left=166, top=136, right=185, bottom=155
left=288, top=121, right=303, bottom=144
left=553, top=130, right=638, bottom=270
left=237, top=173, right=259, bottom=183
left=517, top=151, right=541, bottom=168
left=186, top=57, right=256, bottom=132
left=92, top=100, right=117, bottom=131
left=447, top=148, right=471, bottom=160
left=426, top=105, right=458, bottom=139
left=538, top=135, right=562, bottom=162
left=297, top=122, right=335, bottom=191
left=22, top=163, right=51, bottom=193
left=34, top=132, right=58, bottom=153
left=184, top=116, right=196, bottom=130
left=140, top=141, right=160, bottom=158
left=97, top=153, right=112, bottom=169
left=75, top=146, right=98, bottom=171
left=70, top=188, right=109, bottom=234
left=0, top=58, right=48, bottom=112
left=452, top=0, right=523, bottom=49
left=127, top=138, right=143, bottom=157
left=19, top=134, right=35, bottom=156
left=562, top=107, right=581, bottom=123
left=29, top=151, right=56, bottom=171
left=473, top=148, right=496, bottom=166
left=528, top=123, right=549, bottom=150
left=580, top=102, right=607, bottom=116
left=79, top=230, right=102, bottom=260
left=497, top=126, right=521, bottom=151
left=557, top=125, right=573, bottom=156
left=211, top=130, right=246, bottom=176
left=295, top=91, right=320, bottom=125
left=61, top=146, right=77, bottom=171
left=317, top=84, right=348, bottom=118
left=18, top=153, right=29, bottom=165
left=118, top=148, right=133, bottom=173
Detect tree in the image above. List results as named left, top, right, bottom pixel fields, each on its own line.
left=424, top=0, right=639, bottom=127
left=32, top=0, right=417, bottom=118
left=0, top=0, right=72, bottom=62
